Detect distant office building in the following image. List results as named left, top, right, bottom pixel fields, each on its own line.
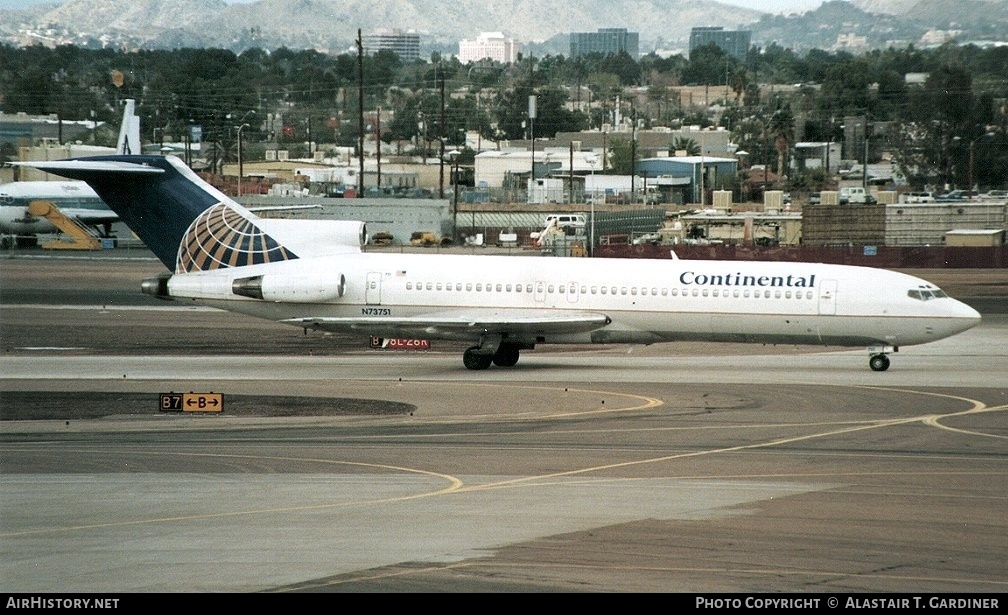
left=0, top=112, right=95, bottom=149
left=570, top=28, right=639, bottom=59
left=458, top=32, right=520, bottom=64
left=689, top=26, right=751, bottom=60
left=362, top=30, right=420, bottom=62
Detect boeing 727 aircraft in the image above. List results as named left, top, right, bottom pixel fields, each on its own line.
left=16, top=154, right=982, bottom=371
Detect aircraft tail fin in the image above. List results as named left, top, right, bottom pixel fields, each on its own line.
left=116, top=99, right=142, bottom=155
left=12, top=155, right=298, bottom=273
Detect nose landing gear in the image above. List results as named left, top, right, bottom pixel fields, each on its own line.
left=869, top=353, right=890, bottom=372
left=867, top=344, right=897, bottom=372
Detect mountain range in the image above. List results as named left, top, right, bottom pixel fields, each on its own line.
left=2, top=0, right=1006, bottom=56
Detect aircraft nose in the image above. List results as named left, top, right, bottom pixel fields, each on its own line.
left=951, top=299, right=982, bottom=331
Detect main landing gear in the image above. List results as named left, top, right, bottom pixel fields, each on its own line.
left=462, top=336, right=529, bottom=370
left=867, top=345, right=897, bottom=372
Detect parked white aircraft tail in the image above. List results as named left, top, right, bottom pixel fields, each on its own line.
left=116, top=98, right=141, bottom=155
left=14, top=154, right=982, bottom=371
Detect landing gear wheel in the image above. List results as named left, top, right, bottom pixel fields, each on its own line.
left=869, top=354, right=890, bottom=372
left=492, top=343, right=520, bottom=367
left=463, top=346, right=493, bottom=370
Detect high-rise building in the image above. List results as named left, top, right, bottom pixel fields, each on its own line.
left=459, top=32, right=520, bottom=64
left=362, top=30, right=421, bottom=62
left=689, top=26, right=751, bottom=60
left=569, top=28, right=639, bottom=59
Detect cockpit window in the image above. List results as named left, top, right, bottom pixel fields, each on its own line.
left=908, top=288, right=948, bottom=301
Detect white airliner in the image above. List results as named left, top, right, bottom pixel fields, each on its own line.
left=1, top=99, right=141, bottom=246
left=0, top=180, right=117, bottom=245
left=15, top=154, right=982, bottom=371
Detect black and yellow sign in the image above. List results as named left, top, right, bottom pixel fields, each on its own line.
left=160, top=392, right=223, bottom=413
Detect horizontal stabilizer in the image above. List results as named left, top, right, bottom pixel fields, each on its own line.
left=12, top=159, right=165, bottom=177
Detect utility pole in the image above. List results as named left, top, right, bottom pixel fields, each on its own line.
left=862, top=119, right=869, bottom=191
left=631, top=101, right=637, bottom=199
left=307, top=116, right=312, bottom=158
left=356, top=29, right=364, bottom=198
left=529, top=94, right=537, bottom=182
left=439, top=69, right=445, bottom=199
left=569, top=141, right=574, bottom=204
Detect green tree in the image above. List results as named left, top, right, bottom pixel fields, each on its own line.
left=492, top=85, right=584, bottom=140
left=607, top=136, right=635, bottom=174
left=671, top=137, right=700, bottom=156
left=682, top=43, right=732, bottom=86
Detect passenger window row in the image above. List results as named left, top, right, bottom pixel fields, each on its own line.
left=403, top=280, right=815, bottom=301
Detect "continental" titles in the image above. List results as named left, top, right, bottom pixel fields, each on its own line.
left=680, top=271, right=816, bottom=288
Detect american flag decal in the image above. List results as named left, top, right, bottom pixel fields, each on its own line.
left=176, top=203, right=298, bottom=273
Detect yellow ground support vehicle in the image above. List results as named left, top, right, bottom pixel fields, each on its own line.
left=409, top=231, right=438, bottom=246
left=26, top=200, right=101, bottom=250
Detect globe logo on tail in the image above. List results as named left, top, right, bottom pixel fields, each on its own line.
left=176, top=203, right=298, bottom=273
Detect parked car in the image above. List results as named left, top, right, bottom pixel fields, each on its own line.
left=979, top=189, right=1008, bottom=200
left=632, top=232, right=661, bottom=245
left=935, top=190, right=969, bottom=201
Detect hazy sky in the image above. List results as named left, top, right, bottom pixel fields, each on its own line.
left=5, top=0, right=830, bottom=13
left=714, top=0, right=826, bottom=13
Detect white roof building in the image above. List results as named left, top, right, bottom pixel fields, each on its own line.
left=474, top=149, right=601, bottom=188
left=458, top=32, right=520, bottom=64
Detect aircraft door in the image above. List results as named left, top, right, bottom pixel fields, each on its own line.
left=534, top=280, right=546, bottom=303
left=818, top=279, right=837, bottom=315
left=567, top=281, right=579, bottom=303
left=366, top=271, right=382, bottom=305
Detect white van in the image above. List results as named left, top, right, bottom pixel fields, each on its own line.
left=544, top=214, right=586, bottom=230
left=839, top=186, right=875, bottom=204
left=901, top=191, right=935, bottom=203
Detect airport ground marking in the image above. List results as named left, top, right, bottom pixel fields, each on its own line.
left=854, top=385, right=1007, bottom=439
left=4, top=388, right=999, bottom=537
left=272, top=560, right=1008, bottom=591
left=460, top=394, right=998, bottom=493
left=0, top=454, right=464, bottom=538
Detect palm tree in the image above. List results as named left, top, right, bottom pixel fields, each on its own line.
left=671, top=136, right=700, bottom=156
left=768, top=106, right=795, bottom=176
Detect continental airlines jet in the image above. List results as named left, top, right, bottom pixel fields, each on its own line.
left=16, top=155, right=981, bottom=371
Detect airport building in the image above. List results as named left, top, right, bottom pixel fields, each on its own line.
left=0, top=111, right=94, bottom=151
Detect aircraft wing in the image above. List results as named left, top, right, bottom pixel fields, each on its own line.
left=282, top=309, right=611, bottom=337
left=246, top=204, right=323, bottom=213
